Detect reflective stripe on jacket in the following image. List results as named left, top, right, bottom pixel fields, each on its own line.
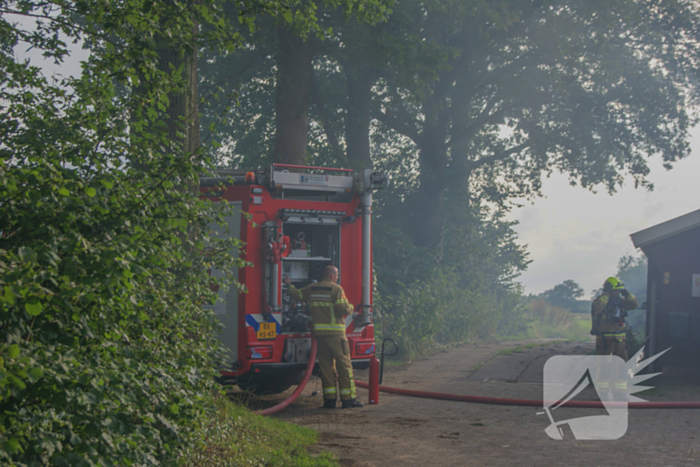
left=288, top=280, right=353, bottom=336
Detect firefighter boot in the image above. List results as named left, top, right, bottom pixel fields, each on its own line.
left=323, top=399, right=337, bottom=409
left=341, top=399, right=363, bottom=409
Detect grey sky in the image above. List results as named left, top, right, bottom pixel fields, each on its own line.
left=510, top=127, right=700, bottom=297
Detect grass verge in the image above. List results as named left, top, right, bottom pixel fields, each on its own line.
left=180, top=394, right=338, bottom=467
left=496, top=340, right=570, bottom=356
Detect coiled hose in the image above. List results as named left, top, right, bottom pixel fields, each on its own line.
left=255, top=338, right=318, bottom=415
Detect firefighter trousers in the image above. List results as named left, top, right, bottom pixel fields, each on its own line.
left=595, top=333, right=628, bottom=361
left=595, top=333, right=628, bottom=396
left=316, top=335, right=357, bottom=402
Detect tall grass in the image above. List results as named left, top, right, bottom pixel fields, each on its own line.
left=503, top=299, right=593, bottom=341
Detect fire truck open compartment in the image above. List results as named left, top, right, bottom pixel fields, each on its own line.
left=281, top=222, right=340, bottom=282
left=280, top=219, right=341, bottom=334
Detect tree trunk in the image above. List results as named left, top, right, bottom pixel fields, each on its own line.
left=273, top=26, right=315, bottom=165
left=309, top=68, right=344, bottom=162
left=345, top=66, right=376, bottom=169
left=447, top=47, right=480, bottom=203
left=159, top=29, right=200, bottom=165
left=406, top=91, right=449, bottom=248
left=128, top=2, right=200, bottom=196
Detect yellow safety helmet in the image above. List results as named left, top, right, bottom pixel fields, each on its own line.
left=603, top=277, right=625, bottom=292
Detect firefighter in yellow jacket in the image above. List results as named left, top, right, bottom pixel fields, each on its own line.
left=591, top=277, right=638, bottom=399
left=284, top=265, right=363, bottom=409
left=591, top=277, right=638, bottom=360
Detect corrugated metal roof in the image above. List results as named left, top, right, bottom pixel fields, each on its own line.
left=630, top=208, right=700, bottom=249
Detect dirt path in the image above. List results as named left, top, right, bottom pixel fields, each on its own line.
left=254, top=339, right=700, bottom=466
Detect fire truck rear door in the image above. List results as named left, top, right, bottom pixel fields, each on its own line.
left=205, top=202, right=242, bottom=363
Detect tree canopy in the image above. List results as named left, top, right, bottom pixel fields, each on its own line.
left=542, top=279, right=586, bottom=311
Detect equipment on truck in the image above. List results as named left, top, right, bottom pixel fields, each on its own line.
left=200, top=164, right=387, bottom=394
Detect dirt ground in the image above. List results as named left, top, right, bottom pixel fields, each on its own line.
left=248, top=339, right=700, bottom=466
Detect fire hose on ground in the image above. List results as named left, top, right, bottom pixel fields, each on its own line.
left=356, top=338, right=700, bottom=409
left=353, top=380, right=700, bottom=409
left=255, top=337, right=318, bottom=416
left=257, top=337, right=700, bottom=415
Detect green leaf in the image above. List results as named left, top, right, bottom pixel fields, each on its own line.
left=86, top=187, right=97, bottom=197
left=170, top=403, right=180, bottom=414
left=7, top=344, right=20, bottom=359
left=6, top=438, right=20, bottom=452
left=3, top=286, right=16, bottom=305
left=28, top=367, right=43, bottom=382
left=163, top=180, right=173, bottom=189
left=18, top=246, right=35, bottom=262
left=101, top=180, right=114, bottom=189
left=26, top=301, right=43, bottom=316
left=59, top=187, right=70, bottom=196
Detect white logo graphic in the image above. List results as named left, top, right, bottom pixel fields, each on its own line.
left=541, top=347, right=669, bottom=440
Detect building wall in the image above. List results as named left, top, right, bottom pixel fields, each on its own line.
left=644, top=226, right=700, bottom=369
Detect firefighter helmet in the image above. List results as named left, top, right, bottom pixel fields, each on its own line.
left=603, top=277, right=625, bottom=292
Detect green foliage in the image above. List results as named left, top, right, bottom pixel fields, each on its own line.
left=373, top=208, right=530, bottom=360
left=0, top=0, right=248, bottom=465
left=180, top=394, right=338, bottom=467
left=540, top=279, right=590, bottom=313
left=616, top=254, right=648, bottom=301
left=372, top=0, right=700, bottom=203
left=507, top=300, right=592, bottom=341
left=200, top=0, right=394, bottom=169
left=1, top=0, right=396, bottom=463
left=543, top=280, right=584, bottom=305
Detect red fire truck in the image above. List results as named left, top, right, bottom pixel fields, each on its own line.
left=201, top=164, right=388, bottom=393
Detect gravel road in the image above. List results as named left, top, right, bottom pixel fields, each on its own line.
left=253, top=339, right=700, bottom=466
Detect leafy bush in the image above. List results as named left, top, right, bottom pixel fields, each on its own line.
left=373, top=211, right=529, bottom=360
left=0, top=1, right=244, bottom=465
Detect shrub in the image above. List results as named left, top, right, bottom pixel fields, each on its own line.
left=0, top=1, right=243, bottom=464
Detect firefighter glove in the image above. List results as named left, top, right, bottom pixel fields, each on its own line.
left=620, top=289, right=629, bottom=298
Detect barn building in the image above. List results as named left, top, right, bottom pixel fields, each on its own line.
left=631, top=209, right=700, bottom=374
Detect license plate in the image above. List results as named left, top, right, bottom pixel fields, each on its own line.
left=257, top=322, right=277, bottom=340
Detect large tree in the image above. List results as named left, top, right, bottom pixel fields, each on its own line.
left=371, top=0, right=700, bottom=246
left=201, top=0, right=392, bottom=166
left=205, top=0, right=700, bottom=241
left=543, top=279, right=585, bottom=309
